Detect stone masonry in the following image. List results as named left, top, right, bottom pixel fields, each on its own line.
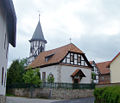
left=7, top=88, right=94, bottom=99
left=0, top=95, right=6, bottom=103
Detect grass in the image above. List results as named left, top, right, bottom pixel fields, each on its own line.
left=6, top=93, right=15, bottom=96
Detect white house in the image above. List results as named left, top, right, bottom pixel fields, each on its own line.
left=28, top=43, right=92, bottom=84
left=110, top=52, right=120, bottom=83
left=0, top=0, right=16, bottom=102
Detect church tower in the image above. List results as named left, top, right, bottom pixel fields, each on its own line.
left=28, top=16, right=47, bottom=64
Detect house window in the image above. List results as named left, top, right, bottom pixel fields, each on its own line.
left=4, top=73, right=6, bottom=87
left=42, top=72, right=46, bottom=82
left=74, top=59, right=77, bottom=65
left=45, top=57, right=49, bottom=62
left=4, top=33, right=6, bottom=49
left=74, top=54, right=77, bottom=59
left=81, top=61, right=84, bottom=65
left=67, top=58, right=70, bottom=63
left=78, top=55, right=81, bottom=63
left=70, top=53, right=74, bottom=62
left=45, top=53, right=55, bottom=62
left=6, top=44, right=8, bottom=59
left=1, top=67, right=4, bottom=85
left=101, top=77, right=104, bottom=81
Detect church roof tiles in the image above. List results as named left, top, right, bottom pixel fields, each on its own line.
left=27, top=43, right=91, bottom=69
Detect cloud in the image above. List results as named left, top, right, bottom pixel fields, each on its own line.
left=8, top=0, right=120, bottom=67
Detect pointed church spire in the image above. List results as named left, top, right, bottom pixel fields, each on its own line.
left=29, top=15, right=47, bottom=43
left=27, top=14, right=47, bottom=65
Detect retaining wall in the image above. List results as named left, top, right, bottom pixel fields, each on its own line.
left=0, top=95, right=6, bottom=103
left=7, top=88, right=94, bottom=99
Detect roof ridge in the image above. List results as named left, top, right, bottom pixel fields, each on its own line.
left=110, top=52, right=120, bottom=65
left=43, top=43, right=77, bottom=53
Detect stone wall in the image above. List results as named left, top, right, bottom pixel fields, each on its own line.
left=0, top=95, right=6, bottom=103
left=7, top=88, right=94, bottom=99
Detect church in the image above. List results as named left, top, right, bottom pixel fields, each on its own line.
left=27, top=17, right=92, bottom=84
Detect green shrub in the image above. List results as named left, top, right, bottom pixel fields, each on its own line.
left=94, top=86, right=120, bottom=103
left=47, top=74, right=54, bottom=83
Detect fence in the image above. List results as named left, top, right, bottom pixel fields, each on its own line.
left=7, top=82, right=95, bottom=89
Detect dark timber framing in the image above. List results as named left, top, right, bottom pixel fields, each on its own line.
left=61, top=51, right=92, bottom=68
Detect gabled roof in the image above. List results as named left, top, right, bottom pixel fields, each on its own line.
left=29, top=20, right=47, bottom=43
left=96, top=61, right=111, bottom=75
left=109, top=52, right=120, bottom=65
left=1, top=0, right=17, bottom=47
left=71, top=69, right=86, bottom=77
left=27, top=43, right=91, bottom=69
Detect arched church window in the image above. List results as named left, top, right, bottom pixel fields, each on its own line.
left=49, top=73, right=54, bottom=78
left=47, top=73, right=54, bottom=83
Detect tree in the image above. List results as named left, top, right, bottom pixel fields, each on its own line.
left=23, top=68, right=41, bottom=85
left=23, top=68, right=41, bottom=98
left=7, top=59, right=26, bottom=85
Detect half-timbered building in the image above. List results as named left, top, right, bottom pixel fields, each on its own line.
left=90, top=61, right=99, bottom=84
left=27, top=43, right=92, bottom=84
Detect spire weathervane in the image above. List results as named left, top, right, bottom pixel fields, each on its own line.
left=69, top=37, right=72, bottom=43
left=39, top=13, right=40, bottom=21
left=38, top=10, right=40, bottom=21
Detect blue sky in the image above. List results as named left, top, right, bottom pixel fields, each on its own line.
left=8, top=0, right=120, bottom=66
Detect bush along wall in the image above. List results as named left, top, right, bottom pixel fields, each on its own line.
left=94, top=86, right=120, bottom=103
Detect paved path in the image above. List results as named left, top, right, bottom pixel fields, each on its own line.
left=7, top=96, right=94, bottom=103
left=53, top=97, right=94, bottom=103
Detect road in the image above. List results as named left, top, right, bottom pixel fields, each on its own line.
left=7, top=96, right=94, bottom=103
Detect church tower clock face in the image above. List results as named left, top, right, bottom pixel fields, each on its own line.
left=27, top=16, right=47, bottom=64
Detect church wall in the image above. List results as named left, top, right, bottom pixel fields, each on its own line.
left=61, top=65, right=92, bottom=84
left=0, top=5, right=9, bottom=96
left=39, top=65, right=91, bottom=84
left=39, top=65, right=60, bottom=83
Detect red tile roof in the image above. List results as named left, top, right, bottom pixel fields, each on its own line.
left=27, top=43, right=86, bottom=69
left=96, top=61, right=111, bottom=75
left=71, top=69, right=85, bottom=77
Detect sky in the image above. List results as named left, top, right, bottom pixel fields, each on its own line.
left=8, top=0, right=120, bottom=66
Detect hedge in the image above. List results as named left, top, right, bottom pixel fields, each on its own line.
left=94, top=86, right=120, bottom=103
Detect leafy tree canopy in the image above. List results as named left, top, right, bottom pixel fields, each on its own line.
left=23, top=68, right=41, bottom=85
left=7, top=58, right=27, bottom=85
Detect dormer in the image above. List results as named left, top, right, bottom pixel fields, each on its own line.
left=45, top=53, right=55, bottom=62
